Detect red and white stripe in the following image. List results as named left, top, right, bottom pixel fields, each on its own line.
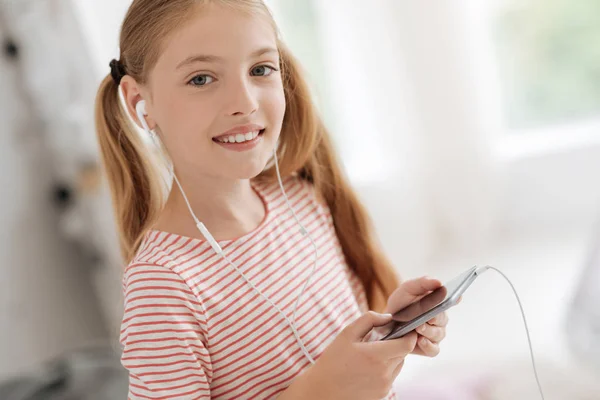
left=120, top=176, right=396, bottom=399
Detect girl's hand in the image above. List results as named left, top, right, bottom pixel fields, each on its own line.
left=385, top=276, right=449, bottom=357
left=281, top=312, right=417, bottom=400
left=412, top=311, right=447, bottom=357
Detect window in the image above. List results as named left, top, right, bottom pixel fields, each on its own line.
left=491, top=0, right=600, bottom=131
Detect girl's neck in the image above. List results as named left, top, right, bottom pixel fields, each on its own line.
left=155, top=171, right=266, bottom=242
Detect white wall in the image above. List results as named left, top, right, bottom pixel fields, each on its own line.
left=501, top=143, right=600, bottom=231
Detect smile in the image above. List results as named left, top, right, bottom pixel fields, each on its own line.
left=214, top=130, right=261, bottom=143
left=212, top=129, right=266, bottom=152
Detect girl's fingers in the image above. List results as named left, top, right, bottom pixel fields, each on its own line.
left=386, top=277, right=442, bottom=313
left=417, top=336, right=440, bottom=357
left=416, top=323, right=446, bottom=343
left=428, top=312, right=448, bottom=327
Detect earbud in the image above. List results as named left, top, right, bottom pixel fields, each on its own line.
left=135, top=100, right=152, bottom=133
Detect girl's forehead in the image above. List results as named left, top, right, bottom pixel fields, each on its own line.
left=156, top=4, right=277, bottom=70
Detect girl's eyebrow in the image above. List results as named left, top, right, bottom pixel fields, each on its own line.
left=176, top=47, right=279, bottom=70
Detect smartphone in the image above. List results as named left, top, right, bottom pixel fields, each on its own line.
left=371, top=266, right=482, bottom=341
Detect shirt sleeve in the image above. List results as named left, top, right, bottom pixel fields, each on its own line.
left=120, top=263, right=212, bottom=399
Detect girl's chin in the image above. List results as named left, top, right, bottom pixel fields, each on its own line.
left=221, top=158, right=272, bottom=180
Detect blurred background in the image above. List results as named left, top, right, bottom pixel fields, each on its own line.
left=1, top=0, right=599, bottom=398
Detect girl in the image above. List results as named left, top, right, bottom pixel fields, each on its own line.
left=95, top=0, right=450, bottom=399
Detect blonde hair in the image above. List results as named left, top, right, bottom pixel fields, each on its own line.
left=95, top=0, right=399, bottom=311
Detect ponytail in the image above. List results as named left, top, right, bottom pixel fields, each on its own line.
left=94, top=75, right=165, bottom=263
left=306, top=128, right=400, bottom=312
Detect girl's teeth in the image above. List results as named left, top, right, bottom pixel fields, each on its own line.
left=217, top=131, right=261, bottom=143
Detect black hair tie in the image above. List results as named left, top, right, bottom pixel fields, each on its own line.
left=109, top=59, right=127, bottom=85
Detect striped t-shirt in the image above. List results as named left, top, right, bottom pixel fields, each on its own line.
left=120, top=176, right=396, bottom=399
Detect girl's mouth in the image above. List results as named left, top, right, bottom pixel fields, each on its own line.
left=213, top=129, right=265, bottom=152
left=213, top=129, right=265, bottom=144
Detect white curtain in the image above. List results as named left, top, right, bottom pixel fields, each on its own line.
left=310, top=0, right=502, bottom=271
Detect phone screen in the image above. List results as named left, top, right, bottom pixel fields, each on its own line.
left=369, top=268, right=473, bottom=341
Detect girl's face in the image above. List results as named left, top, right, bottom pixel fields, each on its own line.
left=144, top=3, right=285, bottom=180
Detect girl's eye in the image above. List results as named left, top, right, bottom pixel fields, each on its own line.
left=251, top=65, right=278, bottom=77
left=188, top=75, right=215, bottom=87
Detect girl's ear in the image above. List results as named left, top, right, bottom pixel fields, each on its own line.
left=120, top=76, right=157, bottom=131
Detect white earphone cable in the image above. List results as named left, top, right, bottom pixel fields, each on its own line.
left=272, top=149, right=320, bottom=327
left=171, top=147, right=318, bottom=365
left=476, top=266, right=545, bottom=400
